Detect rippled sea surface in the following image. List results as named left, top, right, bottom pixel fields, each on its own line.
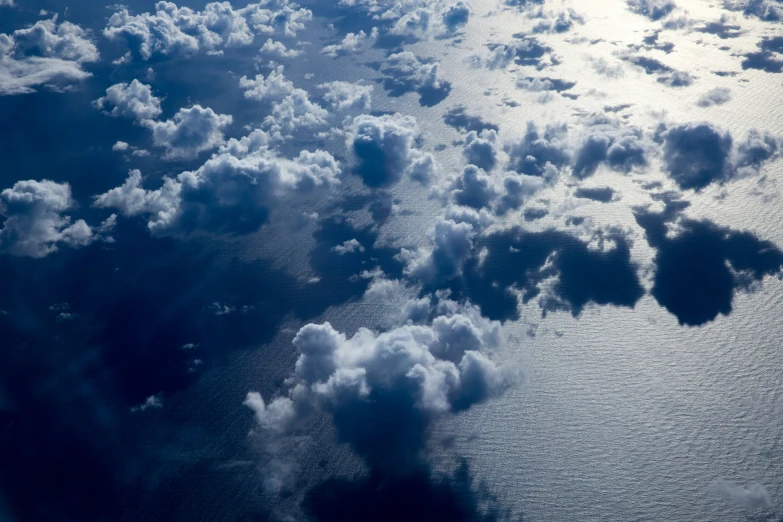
left=2, top=0, right=783, bottom=520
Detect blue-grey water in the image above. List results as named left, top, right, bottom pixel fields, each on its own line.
left=1, top=0, right=782, bottom=520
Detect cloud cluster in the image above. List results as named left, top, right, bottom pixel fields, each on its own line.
left=404, top=217, right=645, bottom=320
left=245, top=295, right=514, bottom=473
left=104, top=0, right=312, bottom=61
left=437, top=165, right=544, bottom=216
left=0, top=18, right=98, bottom=95
left=93, top=81, right=233, bottom=159
left=400, top=218, right=476, bottom=283
left=742, top=36, right=783, bottom=73
left=441, top=1, right=472, bottom=32
left=504, top=122, right=569, bottom=177
left=661, top=122, right=733, bottom=190
left=94, top=129, right=340, bottom=236
left=531, top=8, right=585, bottom=33
left=0, top=180, right=114, bottom=258
left=240, top=66, right=328, bottom=134
left=347, top=113, right=438, bottom=187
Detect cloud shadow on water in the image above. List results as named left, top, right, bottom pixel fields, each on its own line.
left=442, top=227, right=644, bottom=321
left=635, top=203, right=783, bottom=326
left=304, top=461, right=510, bottom=522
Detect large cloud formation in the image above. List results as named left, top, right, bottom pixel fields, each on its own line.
left=104, top=0, right=312, bottom=61
left=0, top=180, right=114, bottom=258
left=94, top=129, right=340, bottom=236
left=0, top=18, right=98, bottom=95
left=245, top=295, right=515, bottom=473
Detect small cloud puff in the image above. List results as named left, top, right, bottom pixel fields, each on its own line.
left=319, top=81, right=373, bottom=112
left=93, top=79, right=162, bottom=121
left=696, top=87, right=731, bottom=107
left=259, top=38, right=301, bottom=59
left=321, top=28, right=378, bottom=58
left=708, top=479, right=771, bottom=508
left=144, top=105, right=233, bottom=160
